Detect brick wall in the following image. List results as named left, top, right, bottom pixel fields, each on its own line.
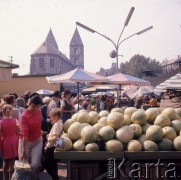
left=0, top=76, right=60, bottom=97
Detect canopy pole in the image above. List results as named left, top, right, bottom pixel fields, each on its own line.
left=119, top=84, right=121, bottom=107
left=77, top=82, right=80, bottom=111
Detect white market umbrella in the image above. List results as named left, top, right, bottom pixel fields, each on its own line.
left=154, top=73, right=181, bottom=92
left=106, top=73, right=151, bottom=97
left=46, top=68, right=108, bottom=84
left=46, top=68, right=109, bottom=110
left=36, top=89, right=54, bottom=95
left=166, top=73, right=181, bottom=90
left=107, top=73, right=150, bottom=86
left=106, top=73, right=150, bottom=105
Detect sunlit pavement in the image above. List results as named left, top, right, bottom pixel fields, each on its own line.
left=0, top=160, right=67, bottom=180
left=39, top=162, right=67, bottom=180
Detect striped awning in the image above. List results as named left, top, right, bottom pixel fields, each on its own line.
left=154, top=73, right=181, bottom=92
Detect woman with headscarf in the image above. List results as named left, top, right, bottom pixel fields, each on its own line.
left=60, top=90, right=74, bottom=124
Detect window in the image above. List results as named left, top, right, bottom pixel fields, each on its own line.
left=74, top=58, right=78, bottom=65
left=50, top=58, right=55, bottom=68
left=74, top=48, right=79, bottom=55
left=39, top=58, right=44, bottom=68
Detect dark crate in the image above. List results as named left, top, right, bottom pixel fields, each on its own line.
left=55, top=151, right=181, bottom=180
left=70, top=161, right=100, bottom=180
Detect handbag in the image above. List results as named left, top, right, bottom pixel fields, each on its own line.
left=54, top=137, right=64, bottom=148
left=14, top=160, right=31, bottom=170
left=11, top=160, right=31, bottom=180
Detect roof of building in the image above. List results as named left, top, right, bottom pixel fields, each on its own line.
left=143, top=66, right=181, bottom=86
left=0, top=59, right=19, bottom=69
left=32, top=41, right=60, bottom=55
left=160, top=56, right=181, bottom=66
left=31, top=28, right=74, bottom=66
left=70, top=28, right=83, bottom=46
left=31, top=28, right=60, bottom=56
left=45, top=28, right=58, bottom=49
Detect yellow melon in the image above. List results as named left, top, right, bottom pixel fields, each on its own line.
left=154, top=114, right=171, bottom=128
left=131, top=110, right=147, bottom=125
left=146, top=125, right=163, bottom=143
left=81, top=126, right=98, bottom=143
left=162, top=126, right=177, bottom=141
left=77, top=111, right=91, bottom=123
left=145, top=108, right=160, bottom=124
left=116, top=126, right=134, bottom=144
left=85, top=143, right=99, bottom=151
left=89, top=111, right=100, bottom=125
left=99, top=126, right=115, bottom=141
left=68, top=122, right=83, bottom=141
left=111, top=108, right=123, bottom=114
left=93, top=123, right=104, bottom=133
left=124, top=107, right=137, bottom=118
left=99, top=110, right=109, bottom=118
left=105, top=139, right=124, bottom=153
left=73, top=139, right=85, bottom=151
left=124, top=114, right=131, bottom=125
left=143, top=140, right=158, bottom=151
left=127, top=140, right=142, bottom=152
left=173, top=136, right=181, bottom=151
left=107, top=112, right=124, bottom=129
left=63, top=118, right=76, bottom=133
left=98, top=117, right=108, bottom=126
left=129, top=124, right=142, bottom=138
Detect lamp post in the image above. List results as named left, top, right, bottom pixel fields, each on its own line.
left=76, top=7, right=153, bottom=106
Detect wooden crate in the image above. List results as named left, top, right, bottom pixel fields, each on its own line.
left=70, top=161, right=100, bottom=180
left=55, top=151, right=181, bottom=180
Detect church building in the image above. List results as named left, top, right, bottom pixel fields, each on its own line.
left=30, top=28, right=84, bottom=75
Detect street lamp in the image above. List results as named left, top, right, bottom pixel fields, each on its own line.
left=76, top=7, right=153, bottom=106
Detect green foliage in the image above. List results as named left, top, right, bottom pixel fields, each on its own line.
left=120, top=54, right=162, bottom=78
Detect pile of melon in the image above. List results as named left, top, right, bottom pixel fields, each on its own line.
left=56, top=107, right=181, bottom=153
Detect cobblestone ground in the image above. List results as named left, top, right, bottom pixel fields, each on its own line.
left=0, top=160, right=67, bottom=180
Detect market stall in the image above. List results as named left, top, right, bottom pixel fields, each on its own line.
left=54, top=151, right=181, bottom=180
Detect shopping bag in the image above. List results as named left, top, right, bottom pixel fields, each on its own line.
left=11, top=160, right=31, bottom=180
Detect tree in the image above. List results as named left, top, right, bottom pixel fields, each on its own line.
left=120, top=54, right=162, bottom=78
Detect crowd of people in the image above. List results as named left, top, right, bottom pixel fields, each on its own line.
left=0, top=88, right=171, bottom=180
left=0, top=89, right=118, bottom=180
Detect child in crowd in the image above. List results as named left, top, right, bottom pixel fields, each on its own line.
left=0, top=104, right=19, bottom=180
left=43, top=108, right=63, bottom=180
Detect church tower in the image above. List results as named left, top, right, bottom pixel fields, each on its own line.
left=70, top=28, right=84, bottom=69
left=30, top=28, right=74, bottom=75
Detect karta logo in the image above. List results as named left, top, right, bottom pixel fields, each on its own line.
left=107, top=158, right=179, bottom=179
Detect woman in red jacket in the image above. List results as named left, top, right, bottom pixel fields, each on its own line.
left=19, top=94, right=43, bottom=180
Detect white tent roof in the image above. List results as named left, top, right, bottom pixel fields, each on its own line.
left=36, top=89, right=53, bottom=95
left=46, top=68, right=109, bottom=84
left=154, top=73, right=181, bottom=92
left=107, top=73, right=150, bottom=86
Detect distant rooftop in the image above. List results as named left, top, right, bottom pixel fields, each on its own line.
left=0, top=59, right=19, bottom=69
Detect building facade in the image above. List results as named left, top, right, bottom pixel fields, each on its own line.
left=30, top=28, right=84, bottom=75
left=97, top=62, right=117, bottom=76
left=161, top=56, right=181, bottom=74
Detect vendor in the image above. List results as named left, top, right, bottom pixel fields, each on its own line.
left=149, top=95, right=158, bottom=107
left=104, top=97, right=115, bottom=112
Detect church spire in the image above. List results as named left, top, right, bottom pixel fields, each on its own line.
left=69, top=27, right=84, bottom=69
left=46, top=28, right=58, bottom=49
left=70, top=27, right=83, bottom=46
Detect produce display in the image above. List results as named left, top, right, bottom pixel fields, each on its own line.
left=56, top=107, right=181, bottom=152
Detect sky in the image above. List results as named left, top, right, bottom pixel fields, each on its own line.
left=0, top=0, right=181, bottom=75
